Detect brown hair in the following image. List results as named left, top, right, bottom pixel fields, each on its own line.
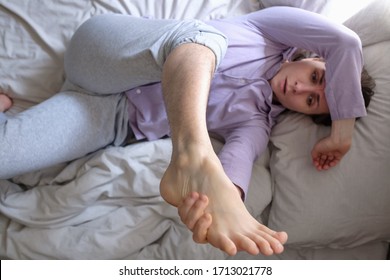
left=292, top=49, right=376, bottom=126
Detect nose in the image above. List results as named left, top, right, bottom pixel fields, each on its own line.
left=293, top=81, right=325, bottom=95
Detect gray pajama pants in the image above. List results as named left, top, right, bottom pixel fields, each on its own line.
left=0, top=14, right=227, bottom=179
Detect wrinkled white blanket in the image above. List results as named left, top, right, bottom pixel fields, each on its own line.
left=0, top=139, right=226, bottom=259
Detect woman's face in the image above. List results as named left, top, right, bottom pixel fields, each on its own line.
left=270, top=58, right=329, bottom=115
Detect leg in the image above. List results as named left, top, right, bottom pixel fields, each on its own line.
left=64, top=14, right=226, bottom=94
left=0, top=89, right=129, bottom=179
left=159, top=44, right=287, bottom=256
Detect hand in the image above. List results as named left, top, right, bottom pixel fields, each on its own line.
left=311, top=135, right=351, bottom=171
left=178, top=192, right=212, bottom=243
left=311, top=118, right=355, bottom=171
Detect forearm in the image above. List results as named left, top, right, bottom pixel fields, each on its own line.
left=162, top=43, right=216, bottom=156
left=330, top=118, right=355, bottom=148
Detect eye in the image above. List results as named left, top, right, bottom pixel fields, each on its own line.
left=307, top=95, right=314, bottom=106
left=311, top=71, right=318, bottom=83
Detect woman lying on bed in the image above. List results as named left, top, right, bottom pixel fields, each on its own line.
left=0, top=7, right=374, bottom=256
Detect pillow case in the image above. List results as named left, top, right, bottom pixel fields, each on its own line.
left=344, top=0, right=390, bottom=46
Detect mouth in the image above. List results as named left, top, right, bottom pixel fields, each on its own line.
left=283, top=78, right=287, bottom=95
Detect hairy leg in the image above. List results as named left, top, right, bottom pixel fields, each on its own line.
left=160, top=43, right=287, bottom=256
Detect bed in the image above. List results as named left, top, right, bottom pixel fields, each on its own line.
left=0, top=0, right=389, bottom=260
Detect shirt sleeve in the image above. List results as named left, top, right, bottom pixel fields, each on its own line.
left=245, top=7, right=366, bottom=120
left=218, top=123, right=270, bottom=200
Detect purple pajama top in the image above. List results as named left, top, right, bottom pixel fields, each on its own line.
left=126, top=7, right=366, bottom=197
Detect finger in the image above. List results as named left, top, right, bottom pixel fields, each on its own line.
left=178, top=192, right=199, bottom=225
left=322, top=163, right=330, bottom=170
left=313, top=161, right=324, bottom=171
left=192, top=213, right=212, bottom=244
left=319, top=154, right=327, bottom=166
left=178, top=192, right=199, bottom=219
left=324, top=154, right=341, bottom=169
left=185, top=194, right=209, bottom=230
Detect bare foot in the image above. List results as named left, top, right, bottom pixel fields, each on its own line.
left=0, top=93, right=12, bottom=112
left=160, top=148, right=288, bottom=256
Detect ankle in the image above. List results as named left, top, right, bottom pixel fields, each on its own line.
left=172, top=141, right=219, bottom=173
